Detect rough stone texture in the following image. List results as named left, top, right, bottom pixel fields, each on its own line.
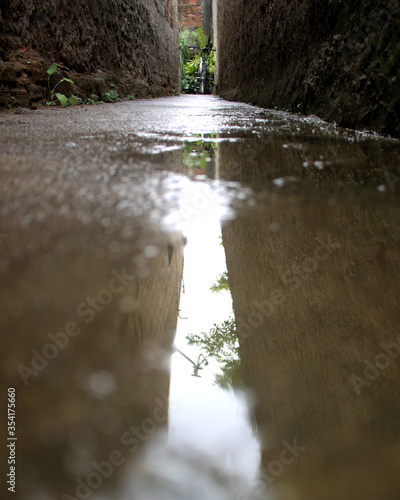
left=0, top=0, right=179, bottom=107
left=215, top=0, right=400, bottom=137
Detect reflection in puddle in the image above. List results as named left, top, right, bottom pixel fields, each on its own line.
left=1, top=101, right=400, bottom=499
left=168, top=201, right=260, bottom=497
left=122, top=129, right=400, bottom=499
left=182, top=134, right=217, bottom=180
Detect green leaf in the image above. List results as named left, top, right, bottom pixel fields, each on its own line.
left=46, top=101, right=53, bottom=106
left=103, top=89, right=119, bottom=103
left=55, top=93, right=68, bottom=108
left=62, top=78, right=74, bottom=84
left=47, top=63, right=58, bottom=75
left=68, top=95, right=80, bottom=105
left=196, top=27, right=207, bottom=49
left=210, top=272, right=230, bottom=293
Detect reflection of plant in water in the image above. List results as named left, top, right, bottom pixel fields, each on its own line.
left=182, top=140, right=217, bottom=175
left=210, top=272, right=229, bottom=293
left=186, top=271, right=242, bottom=390
left=186, top=317, right=242, bottom=390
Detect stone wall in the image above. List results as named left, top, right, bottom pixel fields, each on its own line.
left=0, top=0, right=180, bottom=107
left=215, top=0, right=400, bottom=137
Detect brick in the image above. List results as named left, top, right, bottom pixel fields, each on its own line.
left=178, top=0, right=202, bottom=29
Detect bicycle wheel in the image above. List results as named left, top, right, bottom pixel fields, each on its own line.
left=199, top=62, right=207, bottom=94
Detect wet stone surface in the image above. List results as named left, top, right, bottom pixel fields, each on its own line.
left=1, top=95, right=400, bottom=499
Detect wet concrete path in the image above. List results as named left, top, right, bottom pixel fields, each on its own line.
left=1, top=95, right=400, bottom=500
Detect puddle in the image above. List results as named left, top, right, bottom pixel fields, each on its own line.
left=1, top=96, right=400, bottom=499
left=121, top=131, right=400, bottom=499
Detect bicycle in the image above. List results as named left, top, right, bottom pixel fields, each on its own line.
left=189, top=46, right=215, bottom=95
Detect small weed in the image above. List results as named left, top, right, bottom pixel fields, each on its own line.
left=84, top=94, right=100, bottom=105
left=103, top=84, right=121, bottom=103
left=103, top=89, right=120, bottom=103
left=46, top=63, right=79, bottom=108
left=125, top=95, right=135, bottom=101
left=147, top=94, right=153, bottom=99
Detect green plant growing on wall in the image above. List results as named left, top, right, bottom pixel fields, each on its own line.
left=183, top=54, right=201, bottom=93
left=103, top=84, right=121, bottom=103
left=196, top=27, right=207, bottom=49
left=207, top=49, right=216, bottom=88
left=46, top=63, right=80, bottom=107
left=84, top=94, right=100, bottom=105
left=180, top=29, right=197, bottom=66
left=179, top=29, right=198, bottom=93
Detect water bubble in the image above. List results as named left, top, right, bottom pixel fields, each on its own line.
left=314, top=161, right=324, bottom=170
left=86, top=371, right=117, bottom=398
left=143, top=245, right=160, bottom=258
left=273, top=178, right=285, bottom=187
